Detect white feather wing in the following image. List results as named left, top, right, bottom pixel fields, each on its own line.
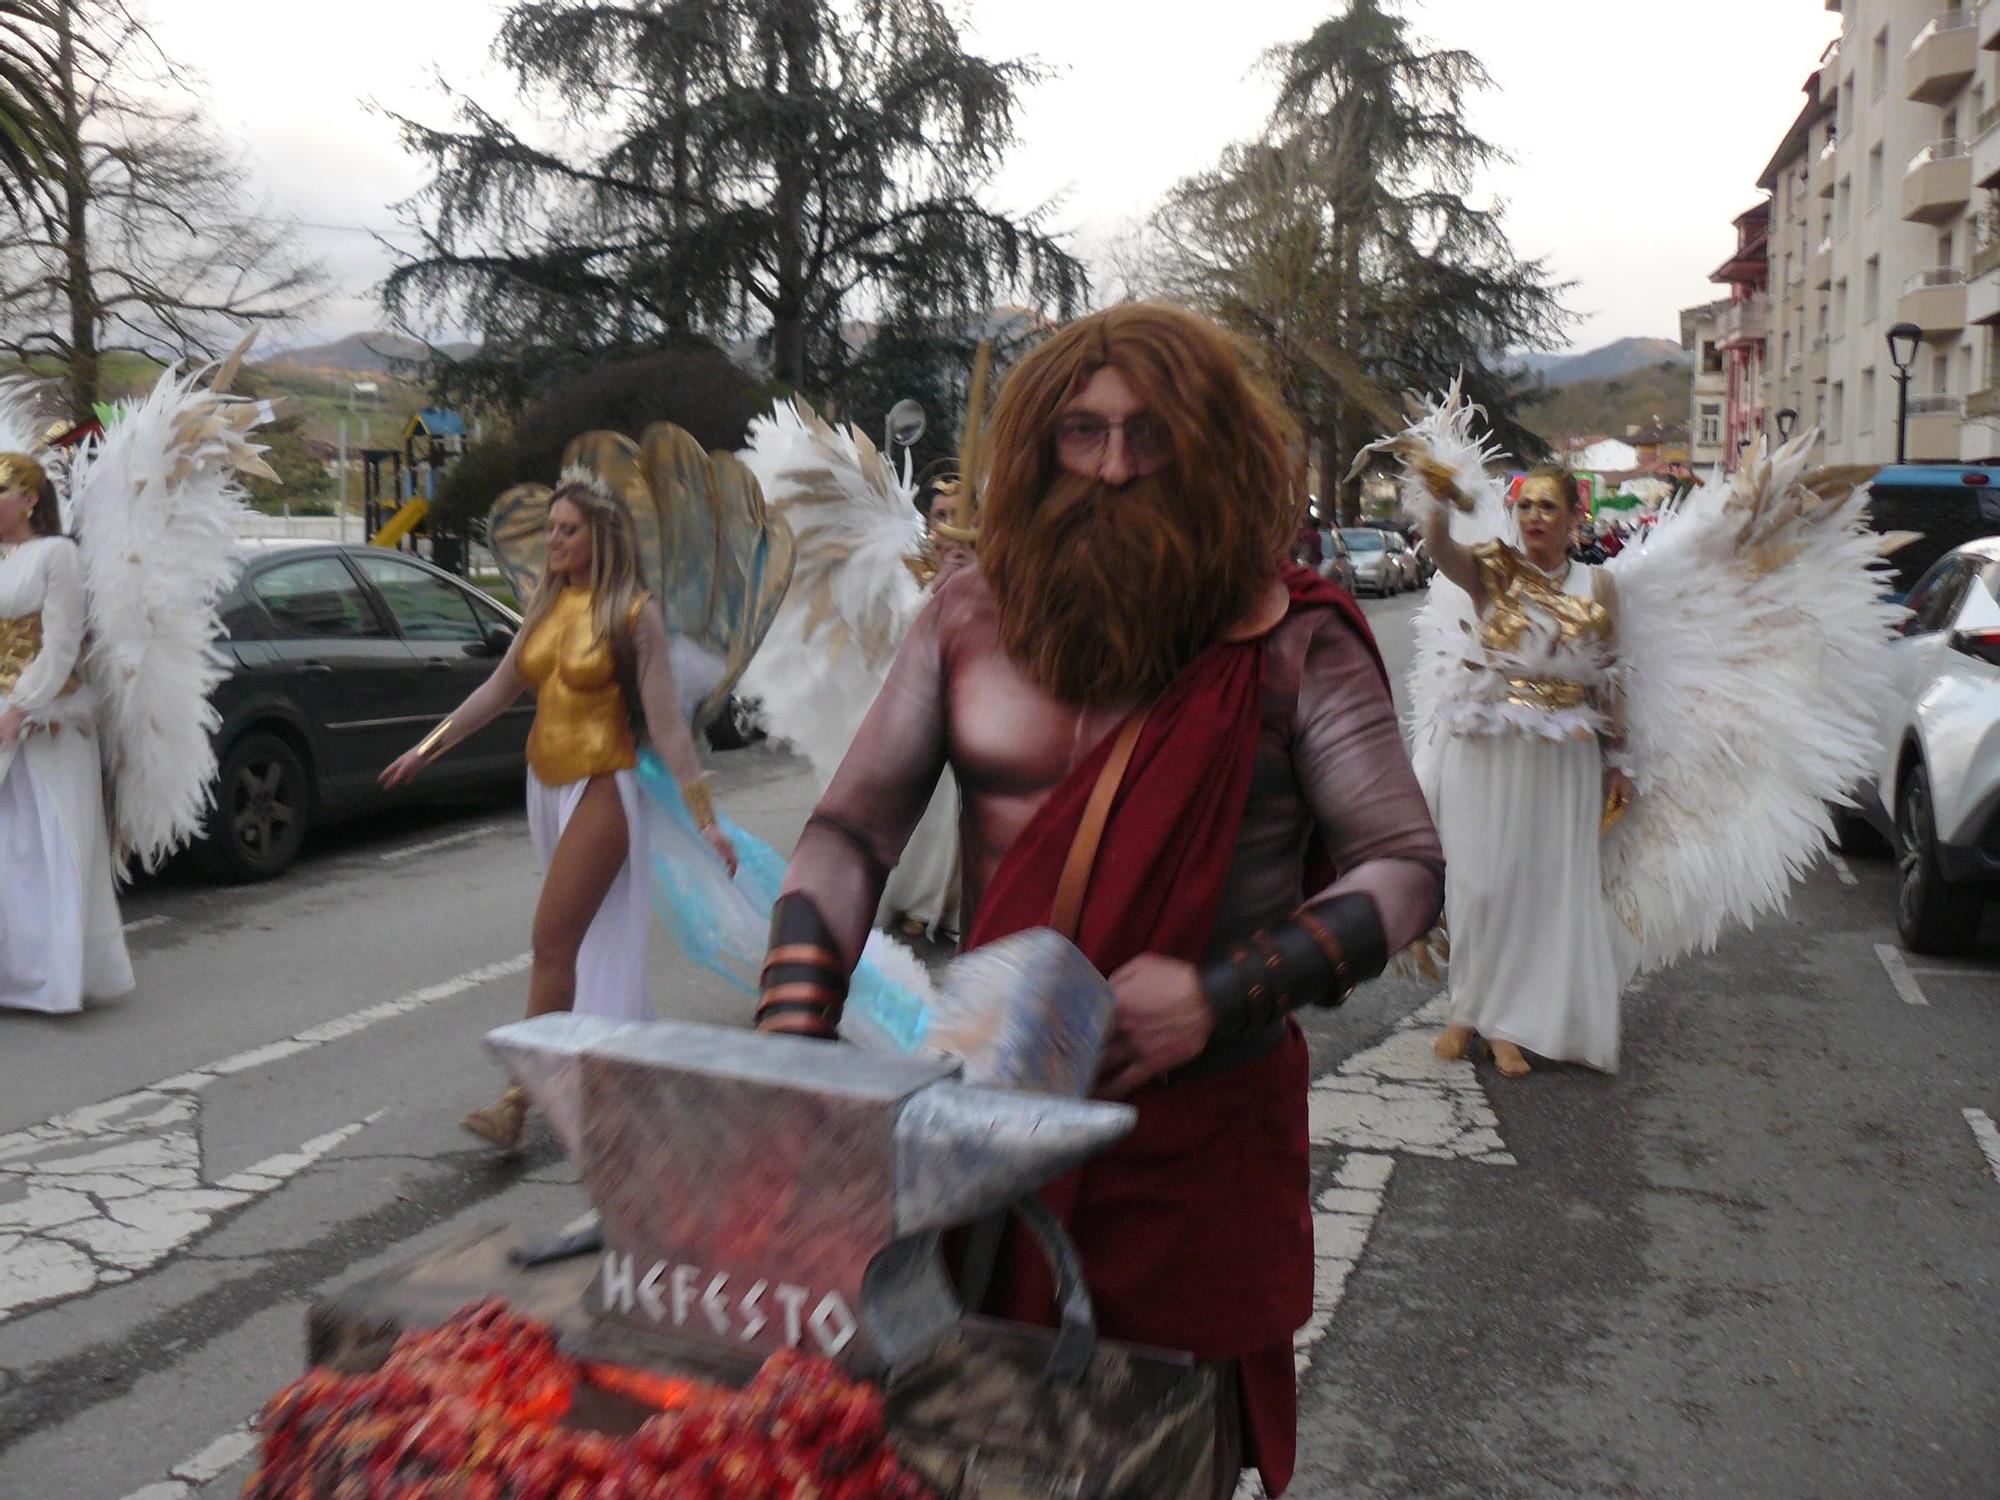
left=67, top=362, right=270, bottom=873
left=736, top=400, right=927, bottom=786
left=1603, top=433, right=1901, bottom=970
left=1367, top=380, right=1519, bottom=796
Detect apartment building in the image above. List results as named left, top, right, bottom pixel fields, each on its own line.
left=1680, top=298, right=1733, bottom=470
left=1687, top=3, right=2000, bottom=466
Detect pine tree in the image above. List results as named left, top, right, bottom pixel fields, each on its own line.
left=383, top=0, right=1087, bottom=416
left=1148, top=0, right=1570, bottom=515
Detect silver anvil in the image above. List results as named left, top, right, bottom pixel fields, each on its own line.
left=488, top=1011, right=1134, bottom=1377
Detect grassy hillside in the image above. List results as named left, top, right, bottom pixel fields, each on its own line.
left=4, top=353, right=437, bottom=516
left=1523, top=358, right=1692, bottom=447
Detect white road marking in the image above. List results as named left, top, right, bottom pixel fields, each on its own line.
left=1281, top=991, right=1516, bottom=1428
left=0, top=1109, right=382, bottom=1322
left=0, top=951, right=529, bottom=1322
left=1964, top=1109, right=2000, bottom=1191
left=1874, top=943, right=1930, bottom=1006
left=1828, top=854, right=1858, bottom=887
left=121, top=915, right=172, bottom=934
left=116, top=1422, right=257, bottom=1500
left=1306, top=994, right=1516, bottom=1165
left=379, top=823, right=501, bottom=863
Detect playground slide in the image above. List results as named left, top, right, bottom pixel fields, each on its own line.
left=370, top=496, right=430, bottom=548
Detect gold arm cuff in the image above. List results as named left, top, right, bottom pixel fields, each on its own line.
left=681, top=775, right=718, bottom=829
left=414, top=716, right=455, bottom=762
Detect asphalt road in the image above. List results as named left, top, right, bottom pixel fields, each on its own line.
left=1, top=589, right=1995, bottom=1500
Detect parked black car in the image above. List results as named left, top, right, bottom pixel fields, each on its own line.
left=201, top=542, right=532, bottom=881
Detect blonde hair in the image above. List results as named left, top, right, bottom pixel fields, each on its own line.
left=519, top=474, right=648, bottom=695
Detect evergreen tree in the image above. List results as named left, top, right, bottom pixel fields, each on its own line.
left=383, top=0, right=1087, bottom=418
left=1148, top=0, right=1570, bottom=516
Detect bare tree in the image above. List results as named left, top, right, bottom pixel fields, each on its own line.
left=0, top=0, right=323, bottom=418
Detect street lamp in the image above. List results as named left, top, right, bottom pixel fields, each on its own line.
left=1886, top=321, right=1922, bottom=463
left=1776, top=406, right=1797, bottom=441
left=884, top=399, right=925, bottom=464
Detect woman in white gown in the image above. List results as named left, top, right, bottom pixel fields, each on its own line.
left=0, top=455, right=134, bottom=1014
left=1421, top=468, right=1637, bottom=1075
left=381, top=476, right=736, bottom=1147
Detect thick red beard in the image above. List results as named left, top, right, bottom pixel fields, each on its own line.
left=984, top=471, right=1256, bottom=709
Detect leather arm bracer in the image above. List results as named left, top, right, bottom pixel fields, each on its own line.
left=757, top=893, right=848, bottom=1039
left=1198, top=892, right=1389, bottom=1039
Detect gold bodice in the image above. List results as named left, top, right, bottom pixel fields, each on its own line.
left=1473, top=542, right=1611, bottom=656
left=519, top=589, right=638, bottom=785
left=0, top=612, right=81, bottom=701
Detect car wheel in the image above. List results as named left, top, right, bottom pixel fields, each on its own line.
left=197, top=731, right=310, bottom=883
left=1894, top=765, right=1983, bottom=955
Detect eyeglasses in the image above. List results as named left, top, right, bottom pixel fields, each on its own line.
left=1054, top=411, right=1172, bottom=473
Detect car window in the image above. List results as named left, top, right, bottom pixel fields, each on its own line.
left=251, top=556, right=384, bottom=639
left=354, top=554, right=486, bottom=642
left=1905, top=557, right=1974, bottom=635
left=1343, top=530, right=1384, bottom=551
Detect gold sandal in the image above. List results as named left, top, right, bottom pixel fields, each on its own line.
left=460, top=1084, right=528, bottom=1149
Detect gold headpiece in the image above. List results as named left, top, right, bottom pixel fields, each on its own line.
left=0, top=451, right=46, bottom=497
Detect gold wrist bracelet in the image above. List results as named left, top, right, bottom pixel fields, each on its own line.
left=681, top=776, right=718, bottom=830
left=414, top=716, right=455, bottom=761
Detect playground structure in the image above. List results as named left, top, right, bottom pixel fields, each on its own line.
left=365, top=408, right=472, bottom=571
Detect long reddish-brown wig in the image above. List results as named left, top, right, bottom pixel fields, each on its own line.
left=978, top=303, right=1304, bottom=706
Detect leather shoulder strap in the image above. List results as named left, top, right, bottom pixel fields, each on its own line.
left=1049, top=709, right=1149, bottom=941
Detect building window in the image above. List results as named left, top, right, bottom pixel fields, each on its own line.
left=1944, top=108, right=1960, bottom=143
left=1835, top=276, right=1850, bottom=326
left=1934, top=352, right=1950, bottom=394
left=1815, top=392, right=1828, bottom=432
left=1836, top=178, right=1852, bottom=236
left=1860, top=367, right=1876, bottom=433
left=1841, top=77, right=1855, bottom=136
left=1866, top=144, right=1883, bottom=212
left=1871, top=27, right=1888, bottom=102
left=1832, top=380, right=1846, bottom=431
left=1699, top=404, right=1722, bottom=446
left=1702, top=339, right=1723, bottom=374
left=1864, top=255, right=1880, bottom=323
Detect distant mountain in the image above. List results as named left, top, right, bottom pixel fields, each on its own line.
left=1515, top=337, right=1686, bottom=387
left=261, top=331, right=477, bottom=375
left=1523, top=357, right=1692, bottom=451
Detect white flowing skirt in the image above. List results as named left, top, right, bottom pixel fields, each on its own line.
left=527, top=768, right=653, bottom=1023
left=1435, top=731, right=1621, bottom=1072
left=0, top=728, right=134, bottom=1014
left=880, top=770, right=961, bottom=939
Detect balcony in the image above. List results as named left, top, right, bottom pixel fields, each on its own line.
left=1814, top=137, right=1838, bottom=198
left=1984, top=0, right=2000, bottom=49
left=1904, top=393, right=1965, bottom=461
left=1812, top=235, right=1834, bottom=288
left=1903, top=138, right=1972, bottom=222
left=1977, top=100, right=2000, bottom=187
left=1966, top=383, right=2000, bottom=419
left=1808, top=337, right=1830, bottom=385
left=1821, top=40, right=1842, bottom=102
left=1898, top=265, right=1969, bottom=331
left=1906, top=11, right=1977, bottom=103
left=1969, top=243, right=2000, bottom=323
left=1717, top=298, right=1768, bottom=347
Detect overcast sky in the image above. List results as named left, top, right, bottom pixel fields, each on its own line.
left=148, top=0, right=1842, bottom=354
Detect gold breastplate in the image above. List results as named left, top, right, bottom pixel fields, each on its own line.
left=519, top=589, right=638, bottom=785
left=0, top=612, right=82, bottom=701
left=1473, top=541, right=1611, bottom=655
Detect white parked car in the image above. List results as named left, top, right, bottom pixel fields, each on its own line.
left=1852, top=538, right=2000, bottom=953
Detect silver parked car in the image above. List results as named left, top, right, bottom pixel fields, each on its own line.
left=1852, top=538, right=2000, bottom=952
left=1341, top=527, right=1401, bottom=596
